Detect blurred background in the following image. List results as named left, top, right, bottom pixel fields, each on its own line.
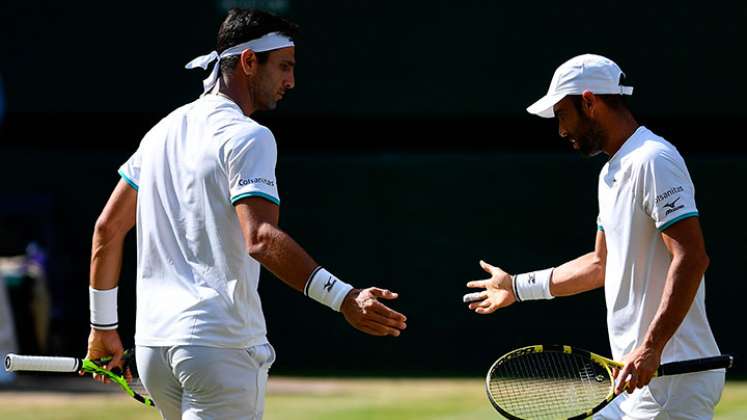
left=0, top=0, right=745, bottom=384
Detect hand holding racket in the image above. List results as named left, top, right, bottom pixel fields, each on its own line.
left=5, top=348, right=155, bottom=407
left=463, top=260, right=516, bottom=314
left=485, top=344, right=733, bottom=419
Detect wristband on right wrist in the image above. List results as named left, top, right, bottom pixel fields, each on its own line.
left=303, top=267, right=354, bottom=312
left=511, top=268, right=555, bottom=302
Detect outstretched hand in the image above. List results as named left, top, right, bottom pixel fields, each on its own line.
left=84, top=328, right=125, bottom=383
left=463, top=260, right=516, bottom=314
left=341, top=287, right=407, bottom=337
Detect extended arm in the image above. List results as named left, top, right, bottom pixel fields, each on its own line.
left=464, top=230, right=606, bottom=314
left=614, top=217, right=709, bottom=393
left=234, top=197, right=407, bottom=337
left=550, top=230, right=606, bottom=296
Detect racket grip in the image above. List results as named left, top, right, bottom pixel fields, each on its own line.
left=658, top=355, right=733, bottom=376
left=5, top=354, right=81, bottom=373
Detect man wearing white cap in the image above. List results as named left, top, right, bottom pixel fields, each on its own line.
left=84, top=9, right=407, bottom=419
left=464, top=54, right=724, bottom=418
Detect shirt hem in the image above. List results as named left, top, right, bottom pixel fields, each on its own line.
left=231, top=191, right=280, bottom=205
left=657, top=211, right=699, bottom=232
left=135, top=335, right=269, bottom=349
left=118, top=169, right=139, bottom=191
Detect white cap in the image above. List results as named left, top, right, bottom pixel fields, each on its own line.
left=526, top=54, right=633, bottom=118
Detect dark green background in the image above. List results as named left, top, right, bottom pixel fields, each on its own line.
left=0, top=0, right=744, bottom=375
left=1, top=1, right=745, bottom=117
left=0, top=149, right=742, bottom=374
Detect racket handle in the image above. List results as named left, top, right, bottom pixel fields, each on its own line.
left=5, top=354, right=81, bottom=373
left=658, top=355, right=733, bottom=376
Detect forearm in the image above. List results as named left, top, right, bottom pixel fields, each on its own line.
left=550, top=251, right=605, bottom=297
left=247, top=223, right=319, bottom=291
left=642, top=255, right=706, bottom=352
left=89, top=223, right=127, bottom=290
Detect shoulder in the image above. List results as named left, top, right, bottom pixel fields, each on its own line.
left=629, top=129, right=684, bottom=170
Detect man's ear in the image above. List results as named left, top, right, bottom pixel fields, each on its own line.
left=581, top=90, right=595, bottom=116
left=240, top=49, right=257, bottom=76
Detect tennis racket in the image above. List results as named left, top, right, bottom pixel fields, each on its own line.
left=486, top=344, right=733, bottom=420
left=5, top=348, right=155, bottom=408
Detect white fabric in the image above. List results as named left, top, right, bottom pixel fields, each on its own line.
left=512, top=268, right=555, bottom=301
left=89, top=286, right=118, bottom=330
left=304, top=267, right=353, bottom=312
left=185, top=32, right=294, bottom=94
left=527, top=54, right=634, bottom=118
left=119, top=94, right=280, bottom=349
left=597, top=126, right=720, bottom=365
left=593, top=371, right=724, bottom=419
left=136, top=344, right=276, bottom=420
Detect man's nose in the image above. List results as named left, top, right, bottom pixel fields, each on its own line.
left=286, top=70, right=295, bottom=90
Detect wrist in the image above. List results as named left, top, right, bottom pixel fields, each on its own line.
left=304, top=267, right=354, bottom=312
left=89, top=286, right=118, bottom=330
left=511, top=268, right=554, bottom=302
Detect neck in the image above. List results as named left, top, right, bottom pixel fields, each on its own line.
left=602, top=112, right=639, bottom=156
left=216, top=76, right=256, bottom=116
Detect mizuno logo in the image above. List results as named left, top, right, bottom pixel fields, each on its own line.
left=664, top=197, right=685, bottom=216
left=323, top=276, right=336, bottom=292
left=663, top=197, right=681, bottom=209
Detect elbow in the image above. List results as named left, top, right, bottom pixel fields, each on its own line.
left=246, top=241, right=269, bottom=260
left=245, top=224, right=273, bottom=260
left=699, top=252, right=710, bottom=274
left=94, top=217, right=118, bottom=242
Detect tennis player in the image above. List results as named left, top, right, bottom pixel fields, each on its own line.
left=85, top=9, right=407, bottom=419
left=464, top=54, right=724, bottom=419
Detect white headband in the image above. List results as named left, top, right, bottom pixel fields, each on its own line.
left=185, top=31, right=294, bottom=94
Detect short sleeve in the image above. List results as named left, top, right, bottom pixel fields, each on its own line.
left=118, top=144, right=143, bottom=191
left=596, top=214, right=604, bottom=232
left=639, top=150, right=698, bottom=231
left=224, top=127, right=280, bottom=206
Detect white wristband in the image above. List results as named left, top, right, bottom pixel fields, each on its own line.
left=89, top=286, right=118, bottom=330
left=512, top=268, right=554, bottom=302
left=304, top=267, right=354, bottom=312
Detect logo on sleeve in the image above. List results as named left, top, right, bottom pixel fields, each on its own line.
left=663, top=197, right=685, bottom=215
left=655, top=186, right=684, bottom=204
left=238, top=177, right=275, bottom=187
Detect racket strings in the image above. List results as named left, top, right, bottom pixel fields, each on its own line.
left=488, top=351, right=611, bottom=419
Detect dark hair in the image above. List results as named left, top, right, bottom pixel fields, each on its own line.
left=217, top=8, right=299, bottom=75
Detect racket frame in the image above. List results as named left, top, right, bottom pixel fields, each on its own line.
left=485, top=344, right=732, bottom=420
left=5, top=350, right=155, bottom=408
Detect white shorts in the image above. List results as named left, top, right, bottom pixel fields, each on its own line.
left=594, top=370, right=725, bottom=420
left=136, top=344, right=276, bottom=420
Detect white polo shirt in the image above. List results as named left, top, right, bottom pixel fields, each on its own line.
left=119, top=94, right=279, bottom=349
left=597, top=126, right=720, bottom=363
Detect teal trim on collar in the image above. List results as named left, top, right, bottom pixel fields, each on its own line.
left=231, top=191, right=280, bottom=206
left=118, top=169, right=139, bottom=192
left=658, top=212, right=699, bottom=232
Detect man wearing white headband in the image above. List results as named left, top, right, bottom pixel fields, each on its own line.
left=84, top=9, right=407, bottom=420
left=464, top=54, right=724, bottom=418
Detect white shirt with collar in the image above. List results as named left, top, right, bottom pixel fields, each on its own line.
left=597, top=126, right=720, bottom=363
left=119, top=94, right=279, bottom=349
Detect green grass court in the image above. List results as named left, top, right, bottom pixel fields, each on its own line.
left=0, top=377, right=745, bottom=419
